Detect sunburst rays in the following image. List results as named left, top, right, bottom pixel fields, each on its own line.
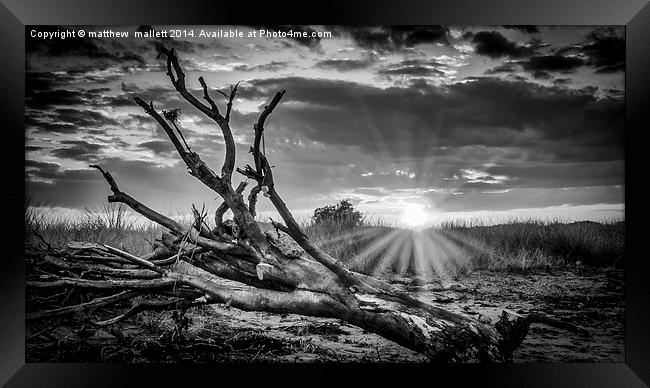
left=335, top=224, right=494, bottom=280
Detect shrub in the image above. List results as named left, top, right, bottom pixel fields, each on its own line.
left=312, top=200, right=363, bottom=228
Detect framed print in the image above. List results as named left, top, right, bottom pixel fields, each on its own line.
left=2, top=0, right=649, bottom=386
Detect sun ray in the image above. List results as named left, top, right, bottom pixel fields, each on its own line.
left=417, top=231, right=447, bottom=277
left=428, top=229, right=459, bottom=261
left=396, top=232, right=414, bottom=276
left=410, top=232, right=427, bottom=279
left=438, top=228, right=497, bottom=258
left=349, top=228, right=404, bottom=268
left=369, top=230, right=410, bottom=277
left=358, top=98, right=399, bottom=176
left=436, top=229, right=474, bottom=267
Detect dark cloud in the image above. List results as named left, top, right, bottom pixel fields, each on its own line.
left=25, top=160, right=61, bottom=180
left=51, top=140, right=104, bottom=161
left=333, top=26, right=450, bottom=53
left=26, top=88, right=90, bottom=109
left=26, top=71, right=74, bottom=92
left=376, top=58, right=448, bottom=78
left=25, top=116, right=77, bottom=134
left=484, top=54, right=589, bottom=79
left=553, top=78, right=573, bottom=86
left=582, top=28, right=625, bottom=73
left=26, top=72, right=126, bottom=110
left=315, top=58, right=374, bottom=71
left=377, top=65, right=445, bottom=77
left=549, top=27, right=624, bottom=74
left=26, top=100, right=123, bottom=134
left=138, top=140, right=176, bottom=155
left=484, top=63, right=519, bottom=74
left=471, top=31, right=535, bottom=59
left=530, top=70, right=551, bottom=79
left=239, top=76, right=623, bottom=168
left=233, top=61, right=290, bottom=72
left=52, top=108, right=118, bottom=126
left=484, top=161, right=623, bottom=189
left=519, top=55, right=585, bottom=74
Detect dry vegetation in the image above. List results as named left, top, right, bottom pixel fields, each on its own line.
left=27, top=203, right=625, bottom=279
left=305, top=218, right=624, bottom=277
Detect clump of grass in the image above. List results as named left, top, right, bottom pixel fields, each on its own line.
left=26, top=203, right=164, bottom=256
left=441, top=220, right=625, bottom=269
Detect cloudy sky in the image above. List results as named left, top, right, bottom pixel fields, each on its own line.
left=25, top=25, right=625, bottom=226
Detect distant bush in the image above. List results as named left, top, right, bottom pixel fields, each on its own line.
left=312, top=200, right=363, bottom=228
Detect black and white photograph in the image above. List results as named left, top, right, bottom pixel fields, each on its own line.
left=24, top=24, right=625, bottom=363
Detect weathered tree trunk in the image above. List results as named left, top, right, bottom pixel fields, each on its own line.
left=26, top=47, right=585, bottom=362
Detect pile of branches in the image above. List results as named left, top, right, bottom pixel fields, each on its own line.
left=26, top=47, right=587, bottom=362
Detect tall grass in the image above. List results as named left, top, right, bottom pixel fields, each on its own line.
left=304, top=218, right=625, bottom=277
left=26, top=203, right=164, bottom=256
left=26, top=202, right=625, bottom=277
left=439, top=220, right=625, bottom=269
left=302, top=219, right=394, bottom=263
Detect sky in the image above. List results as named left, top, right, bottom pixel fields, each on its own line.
left=25, top=25, right=625, bottom=227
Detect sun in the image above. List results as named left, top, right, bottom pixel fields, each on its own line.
left=400, top=207, right=429, bottom=230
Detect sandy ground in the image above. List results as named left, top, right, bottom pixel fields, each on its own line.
left=195, top=266, right=624, bottom=362
left=26, top=265, right=624, bottom=363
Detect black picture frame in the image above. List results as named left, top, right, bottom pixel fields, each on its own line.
left=2, top=0, right=648, bottom=386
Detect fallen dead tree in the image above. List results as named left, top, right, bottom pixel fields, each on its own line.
left=26, top=47, right=587, bottom=362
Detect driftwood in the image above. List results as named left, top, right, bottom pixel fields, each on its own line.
left=26, top=47, right=587, bottom=362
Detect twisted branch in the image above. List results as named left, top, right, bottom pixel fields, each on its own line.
left=158, top=47, right=236, bottom=180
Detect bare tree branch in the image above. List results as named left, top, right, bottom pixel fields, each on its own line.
left=253, top=90, right=286, bottom=178
left=192, top=204, right=219, bottom=240
left=215, top=181, right=248, bottom=235
left=198, top=76, right=220, bottom=114
left=41, top=254, right=161, bottom=280
left=27, top=278, right=179, bottom=290
left=157, top=47, right=218, bottom=119
left=157, top=47, right=236, bottom=181
left=92, top=298, right=202, bottom=326
left=26, top=291, right=139, bottom=320
left=247, top=185, right=262, bottom=218
left=91, top=165, right=251, bottom=257
left=225, top=81, right=241, bottom=124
